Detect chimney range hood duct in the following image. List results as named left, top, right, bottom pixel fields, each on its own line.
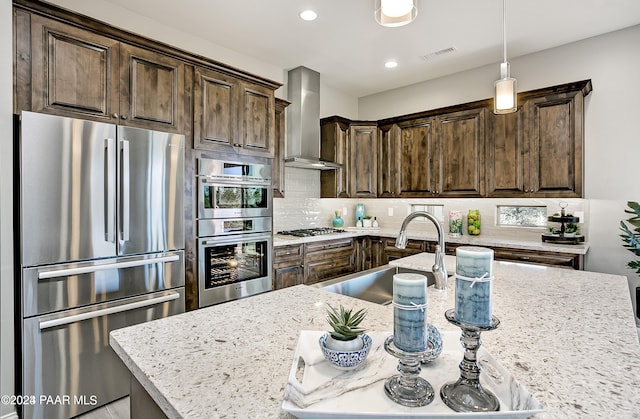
left=285, top=66, right=342, bottom=170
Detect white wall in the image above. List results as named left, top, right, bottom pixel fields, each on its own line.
left=1, top=0, right=15, bottom=416
left=358, top=26, right=640, bottom=279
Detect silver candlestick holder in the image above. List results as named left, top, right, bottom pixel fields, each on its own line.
left=383, top=336, right=434, bottom=407
left=440, top=309, right=501, bottom=412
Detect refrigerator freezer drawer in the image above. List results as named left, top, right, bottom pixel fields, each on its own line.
left=22, top=251, right=184, bottom=318
left=22, top=288, right=185, bottom=419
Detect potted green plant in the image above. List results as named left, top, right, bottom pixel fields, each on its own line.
left=319, top=304, right=372, bottom=370
left=620, top=201, right=640, bottom=274
left=324, top=304, right=367, bottom=351
left=565, top=222, right=578, bottom=237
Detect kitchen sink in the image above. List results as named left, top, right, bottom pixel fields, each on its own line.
left=312, top=265, right=436, bottom=305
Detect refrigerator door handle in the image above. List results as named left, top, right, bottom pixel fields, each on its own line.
left=105, top=138, right=116, bottom=242
left=37, top=254, right=180, bottom=280
left=38, top=292, right=180, bottom=330
left=120, top=139, right=130, bottom=242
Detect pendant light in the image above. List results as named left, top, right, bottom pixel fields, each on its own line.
left=375, top=0, right=417, bottom=27
left=494, top=0, right=517, bottom=114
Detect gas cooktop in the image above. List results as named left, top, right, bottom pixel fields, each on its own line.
left=277, top=227, right=346, bottom=237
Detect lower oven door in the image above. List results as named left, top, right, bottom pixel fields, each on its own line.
left=22, top=288, right=185, bottom=419
left=198, top=233, right=272, bottom=308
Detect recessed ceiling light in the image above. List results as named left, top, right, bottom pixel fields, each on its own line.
left=299, top=10, right=317, bottom=21
left=385, top=60, right=398, bottom=68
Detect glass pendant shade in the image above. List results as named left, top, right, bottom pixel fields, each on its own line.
left=375, top=0, right=417, bottom=27
left=494, top=63, right=517, bottom=114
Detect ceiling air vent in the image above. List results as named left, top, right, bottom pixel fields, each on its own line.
left=419, top=46, right=457, bottom=61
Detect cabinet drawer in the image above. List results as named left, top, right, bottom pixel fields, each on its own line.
left=304, top=238, right=355, bottom=261
left=274, top=244, right=303, bottom=263
left=493, top=248, right=581, bottom=269
left=305, top=257, right=356, bottom=285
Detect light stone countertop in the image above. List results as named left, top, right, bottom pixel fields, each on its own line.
left=273, top=228, right=589, bottom=255
left=110, top=254, right=639, bottom=418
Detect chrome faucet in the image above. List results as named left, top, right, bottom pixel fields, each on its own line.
left=396, top=211, right=448, bottom=290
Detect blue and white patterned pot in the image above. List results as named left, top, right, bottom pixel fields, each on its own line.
left=423, top=323, right=443, bottom=364
left=319, top=333, right=372, bottom=370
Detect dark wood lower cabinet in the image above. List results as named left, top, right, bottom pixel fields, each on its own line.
left=273, top=236, right=584, bottom=291
left=304, top=238, right=356, bottom=285
left=273, top=244, right=303, bottom=290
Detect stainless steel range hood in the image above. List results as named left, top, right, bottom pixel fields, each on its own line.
left=285, top=66, right=342, bottom=170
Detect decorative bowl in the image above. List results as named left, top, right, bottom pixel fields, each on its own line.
left=318, top=333, right=372, bottom=370
left=423, top=323, right=443, bottom=364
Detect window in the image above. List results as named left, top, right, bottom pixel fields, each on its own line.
left=497, top=205, right=547, bottom=227
left=409, top=204, right=444, bottom=222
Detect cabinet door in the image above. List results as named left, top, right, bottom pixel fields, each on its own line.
left=321, top=118, right=350, bottom=198
left=349, top=124, right=378, bottom=197
left=239, top=81, right=275, bottom=156
left=436, top=108, right=485, bottom=197
left=526, top=91, right=584, bottom=197
left=273, top=265, right=303, bottom=289
left=273, top=98, right=289, bottom=198
left=29, top=14, right=119, bottom=121
left=304, top=239, right=356, bottom=285
left=486, top=109, right=527, bottom=196
left=377, top=124, right=397, bottom=197
left=119, top=43, right=185, bottom=132
left=396, top=118, right=437, bottom=197
left=193, top=66, right=237, bottom=148
left=273, top=244, right=303, bottom=289
left=380, top=237, right=425, bottom=264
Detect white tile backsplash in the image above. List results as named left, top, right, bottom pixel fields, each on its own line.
left=273, top=167, right=588, bottom=239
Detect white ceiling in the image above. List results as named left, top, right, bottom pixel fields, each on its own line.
left=101, top=0, right=640, bottom=98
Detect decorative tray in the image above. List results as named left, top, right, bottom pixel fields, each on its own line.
left=282, top=331, right=543, bottom=418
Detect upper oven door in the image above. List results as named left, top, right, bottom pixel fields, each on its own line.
left=198, top=177, right=272, bottom=219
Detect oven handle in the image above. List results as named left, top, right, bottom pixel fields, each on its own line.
left=200, top=235, right=272, bottom=246
left=38, top=254, right=180, bottom=280
left=39, top=292, right=180, bottom=330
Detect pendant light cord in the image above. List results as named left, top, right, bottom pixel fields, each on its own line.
left=502, top=0, right=507, bottom=63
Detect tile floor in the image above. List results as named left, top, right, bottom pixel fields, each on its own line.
left=75, top=396, right=129, bottom=419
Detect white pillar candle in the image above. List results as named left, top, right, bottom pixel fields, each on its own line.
left=455, top=246, right=494, bottom=327
left=393, top=273, right=428, bottom=352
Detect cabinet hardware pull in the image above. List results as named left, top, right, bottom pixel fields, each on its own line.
left=121, top=115, right=127, bottom=120
left=113, top=113, right=118, bottom=118
left=39, top=292, right=180, bottom=330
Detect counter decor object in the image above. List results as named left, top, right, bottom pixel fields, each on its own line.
left=320, top=304, right=370, bottom=369
left=542, top=202, right=585, bottom=244
left=455, top=246, right=494, bottom=327
left=282, top=330, right=544, bottom=418
left=467, top=210, right=481, bottom=235
left=440, top=309, right=502, bottom=413
left=332, top=210, right=344, bottom=228
left=362, top=216, right=373, bottom=228
left=384, top=273, right=435, bottom=407
left=448, top=210, right=463, bottom=237
left=355, top=203, right=365, bottom=225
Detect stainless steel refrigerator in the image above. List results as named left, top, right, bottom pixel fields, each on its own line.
left=16, top=111, right=186, bottom=419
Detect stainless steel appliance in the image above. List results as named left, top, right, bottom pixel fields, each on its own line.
left=197, top=158, right=272, bottom=307
left=16, top=111, right=186, bottom=419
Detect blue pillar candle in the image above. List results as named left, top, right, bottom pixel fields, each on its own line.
left=393, top=273, right=428, bottom=352
left=455, top=246, right=494, bottom=327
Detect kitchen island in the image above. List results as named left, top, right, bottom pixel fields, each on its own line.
left=109, top=254, right=640, bottom=418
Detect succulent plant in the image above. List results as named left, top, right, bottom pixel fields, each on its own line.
left=326, top=304, right=367, bottom=341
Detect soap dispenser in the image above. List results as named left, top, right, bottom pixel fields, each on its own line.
left=372, top=217, right=379, bottom=228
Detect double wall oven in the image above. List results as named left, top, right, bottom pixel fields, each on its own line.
left=197, top=158, right=273, bottom=308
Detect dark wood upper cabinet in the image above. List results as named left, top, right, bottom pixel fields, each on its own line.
left=239, top=81, right=274, bottom=155
left=486, top=80, right=590, bottom=198
left=486, top=109, right=526, bottom=196
left=396, top=117, right=437, bottom=197
left=436, top=107, right=486, bottom=197
left=349, top=124, right=378, bottom=198
left=27, top=14, right=120, bottom=121
left=193, top=66, right=274, bottom=156
left=320, top=116, right=351, bottom=198
left=273, top=98, right=290, bottom=198
left=193, top=66, right=237, bottom=148
left=377, top=123, right=397, bottom=197
left=119, top=43, right=185, bottom=132
left=23, top=14, right=186, bottom=132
